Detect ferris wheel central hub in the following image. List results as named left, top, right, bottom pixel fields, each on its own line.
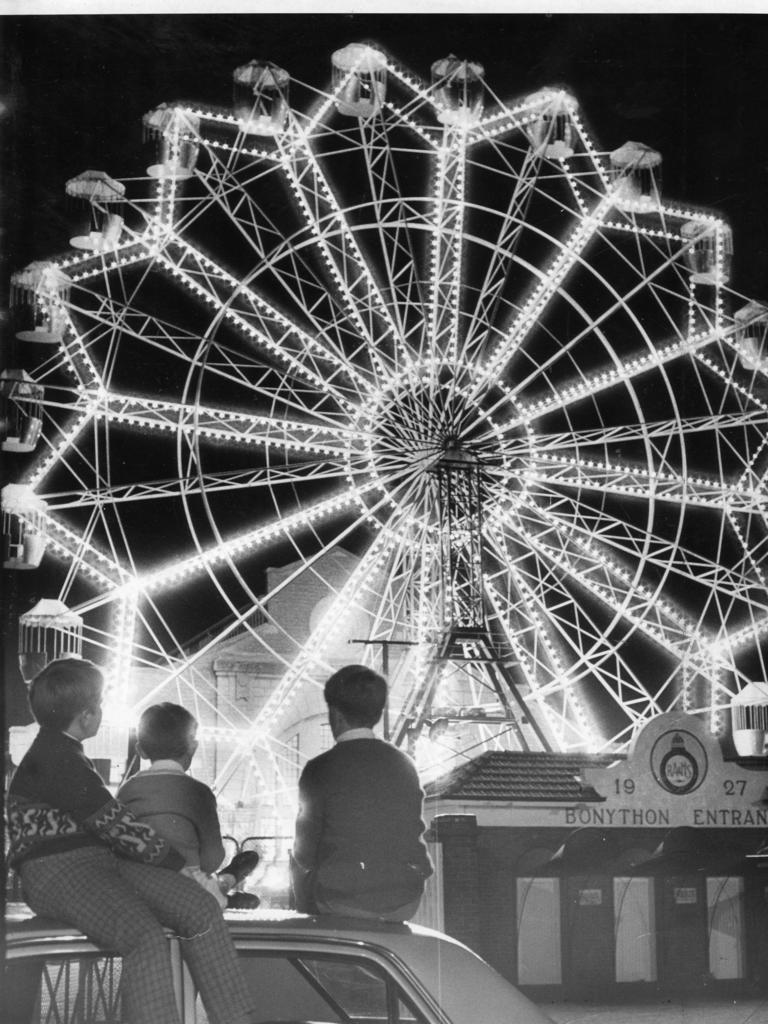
left=346, top=359, right=535, bottom=536
left=439, top=437, right=476, bottom=464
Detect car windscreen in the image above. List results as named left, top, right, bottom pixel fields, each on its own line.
left=207, top=950, right=431, bottom=1024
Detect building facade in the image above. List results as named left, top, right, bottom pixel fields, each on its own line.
left=423, top=711, right=768, bottom=1001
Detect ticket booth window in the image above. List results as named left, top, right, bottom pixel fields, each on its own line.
left=707, top=877, right=745, bottom=980
left=516, top=877, right=562, bottom=984
left=614, top=876, right=657, bottom=982
left=563, top=876, right=614, bottom=996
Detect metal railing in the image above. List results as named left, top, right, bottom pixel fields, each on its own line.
left=5, top=955, right=123, bottom=1024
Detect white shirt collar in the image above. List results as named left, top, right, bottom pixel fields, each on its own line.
left=141, top=759, right=187, bottom=773
left=336, top=727, right=376, bottom=742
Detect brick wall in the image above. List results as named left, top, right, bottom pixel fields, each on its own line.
left=431, top=814, right=481, bottom=951
left=476, top=830, right=519, bottom=979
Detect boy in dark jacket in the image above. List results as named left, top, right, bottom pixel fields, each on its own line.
left=291, top=664, right=432, bottom=921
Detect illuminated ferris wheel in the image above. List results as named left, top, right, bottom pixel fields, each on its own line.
left=6, top=44, right=768, bottom=786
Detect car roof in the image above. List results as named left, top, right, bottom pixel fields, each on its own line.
left=7, top=902, right=447, bottom=946
left=6, top=903, right=553, bottom=1024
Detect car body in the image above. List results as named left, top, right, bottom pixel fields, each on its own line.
left=4, top=902, right=553, bottom=1024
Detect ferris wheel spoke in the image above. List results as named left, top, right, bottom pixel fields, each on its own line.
left=44, top=460, right=359, bottom=511
left=482, top=593, right=618, bottom=751
left=460, top=133, right=607, bottom=352
left=55, top=308, right=104, bottom=386
left=706, top=511, right=768, bottom=657
left=487, top=229, right=706, bottom=410
left=489, top=501, right=707, bottom=668
left=724, top=506, right=768, bottom=591
left=249, top=228, right=393, bottom=384
left=95, top=391, right=354, bottom=455
left=181, top=147, right=394, bottom=390
left=58, top=239, right=153, bottom=291
left=475, top=193, right=616, bottom=389
left=346, top=555, right=417, bottom=664
left=459, top=147, right=546, bottom=359
left=717, top=599, right=768, bottom=667
left=36, top=382, right=360, bottom=527
left=593, top=214, right=692, bottom=293
left=481, top=550, right=575, bottom=746
left=31, top=410, right=114, bottom=509
left=461, top=89, right=545, bottom=138
left=370, top=538, right=439, bottom=645
left=691, top=344, right=768, bottom=424
left=516, top=482, right=768, bottom=614
left=126, top=593, right=292, bottom=719
left=66, top=284, right=222, bottom=378
left=477, top=319, right=738, bottom=443
left=505, top=553, right=668, bottom=730
left=483, top=529, right=663, bottom=748
left=507, top=275, right=675, bottom=405
left=328, top=530, right=444, bottom=739
left=178, top=127, right=283, bottom=237
left=528, top=409, right=768, bottom=453
left=521, top=452, right=766, bottom=514
left=10, top=326, right=90, bottom=392
left=111, top=484, right=404, bottom=722
left=25, top=406, right=95, bottom=491
left=423, top=128, right=467, bottom=374
left=351, top=119, right=429, bottom=367
left=274, top=122, right=402, bottom=372
left=96, top=481, right=371, bottom=605
left=157, top=239, right=372, bottom=402
left=475, top=86, right=610, bottom=202
left=36, top=508, right=128, bottom=590
left=191, top=346, right=356, bottom=425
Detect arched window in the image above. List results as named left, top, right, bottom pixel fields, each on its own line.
left=707, top=876, right=746, bottom=980
left=515, top=847, right=561, bottom=985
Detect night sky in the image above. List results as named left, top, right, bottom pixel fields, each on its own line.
left=5, top=13, right=768, bottom=295
left=3, top=11, right=768, bottom=727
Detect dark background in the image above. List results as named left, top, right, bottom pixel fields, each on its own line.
left=3, top=11, right=768, bottom=726
left=5, top=14, right=768, bottom=293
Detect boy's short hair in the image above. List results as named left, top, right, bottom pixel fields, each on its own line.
left=137, top=703, right=198, bottom=762
left=29, top=658, right=104, bottom=730
left=324, top=665, right=387, bottom=727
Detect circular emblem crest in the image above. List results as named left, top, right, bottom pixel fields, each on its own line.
left=651, top=729, right=707, bottom=795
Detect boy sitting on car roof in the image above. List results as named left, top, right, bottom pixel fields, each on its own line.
left=291, top=664, right=433, bottom=921
left=118, top=702, right=260, bottom=910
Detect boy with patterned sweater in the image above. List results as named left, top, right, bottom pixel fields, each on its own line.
left=6, top=658, right=252, bottom=1024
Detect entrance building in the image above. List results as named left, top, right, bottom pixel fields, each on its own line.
left=423, top=712, right=768, bottom=1001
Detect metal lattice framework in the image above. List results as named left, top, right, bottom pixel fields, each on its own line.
left=8, top=46, right=768, bottom=791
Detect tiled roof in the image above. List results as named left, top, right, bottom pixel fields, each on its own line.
left=425, top=750, right=620, bottom=802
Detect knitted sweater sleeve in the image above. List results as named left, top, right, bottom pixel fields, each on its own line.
left=7, top=733, right=185, bottom=870
left=82, top=798, right=186, bottom=868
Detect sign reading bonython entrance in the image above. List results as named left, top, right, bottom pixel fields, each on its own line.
left=574, top=712, right=767, bottom=829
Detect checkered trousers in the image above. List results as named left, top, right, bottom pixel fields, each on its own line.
left=20, top=846, right=252, bottom=1024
